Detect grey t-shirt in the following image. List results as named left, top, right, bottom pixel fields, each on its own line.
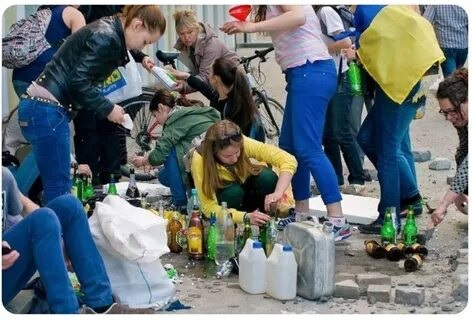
left=2, top=167, right=23, bottom=232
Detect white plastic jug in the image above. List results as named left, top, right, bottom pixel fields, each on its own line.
left=283, top=221, right=335, bottom=300
left=239, top=239, right=267, bottom=294
left=266, top=243, right=297, bottom=300
left=151, top=66, right=178, bottom=90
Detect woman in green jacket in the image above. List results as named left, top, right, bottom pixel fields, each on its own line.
left=132, top=89, right=220, bottom=206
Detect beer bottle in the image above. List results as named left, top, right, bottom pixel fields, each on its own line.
left=168, top=211, right=183, bottom=253
left=385, top=243, right=403, bottom=261
left=347, top=61, right=363, bottom=95
left=404, top=253, right=423, bottom=272
left=411, top=243, right=428, bottom=258
left=207, top=212, right=217, bottom=261
left=243, top=213, right=252, bottom=247
left=71, top=163, right=83, bottom=201
left=187, top=206, right=204, bottom=260
left=82, top=176, right=94, bottom=201
left=380, top=208, right=396, bottom=245
left=265, top=218, right=277, bottom=257
left=126, top=168, right=140, bottom=198
left=364, top=239, right=387, bottom=259
left=107, top=174, right=118, bottom=195
left=396, top=241, right=414, bottom=256
left=402, top=206, right=417, bottom=245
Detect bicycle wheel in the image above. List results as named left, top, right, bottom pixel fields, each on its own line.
left=254, top=90, right=284, bottom=145
left=119, top=92, right=162, bottom=180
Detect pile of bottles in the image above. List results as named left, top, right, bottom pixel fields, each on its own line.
left=364, top=206, right=429, bottom=272
left=71, top=163, right=95, bottom=204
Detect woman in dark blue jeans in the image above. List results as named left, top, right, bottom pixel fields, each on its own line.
left=17, top=6, right=166, bottom=204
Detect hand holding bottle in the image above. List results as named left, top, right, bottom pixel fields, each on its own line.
left=247, top=209, right=271, bottom=226
left=107, top=104, right=125, bottom=124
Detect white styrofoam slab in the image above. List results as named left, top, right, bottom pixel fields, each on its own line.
left=103, top=182, right=171, bottom=197
left=309, top=194, right=379, bottom=225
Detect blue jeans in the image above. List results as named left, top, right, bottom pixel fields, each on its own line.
left=157, top=148, right=187, bottom=206
left=279, top=59, right=341, bottom=204
left=323, top=72, right=364, bottom=185
left=17, top=98, right=71, bottom=204
left=2, top=195, right=113, bottom=313
left=357, top=83, right=422, bottom=225
left=440, top=47, right=468, bottom=77
left=8, top=151, right=40, bottom=196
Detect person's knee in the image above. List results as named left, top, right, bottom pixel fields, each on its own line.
left=46, top=194, right=85, bottom=221
left=217, top=184, right=245, bottom=209
left=29, top=208, right=61, bottom=233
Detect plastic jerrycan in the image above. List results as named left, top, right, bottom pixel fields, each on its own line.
left=266, top=243, right=297, bottom=300
left=239, top=239, right=267, bottom=294
left=283, top=221, right=335, bottom=300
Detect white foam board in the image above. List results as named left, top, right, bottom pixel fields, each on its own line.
left=309, top=194, right=380, bottom=225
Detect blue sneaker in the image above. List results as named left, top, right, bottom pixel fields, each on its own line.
left=276, top=209, right=296, bottom=231
left=332, top=222, right=352, bottom=241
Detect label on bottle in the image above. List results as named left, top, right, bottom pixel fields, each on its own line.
left=385, top=243, right=397, bottom=252
left=188, top=226, right=203, bottom=254
left=176, top=228, right=187, bottom=249
left=151, top=66, right=177, bottom=90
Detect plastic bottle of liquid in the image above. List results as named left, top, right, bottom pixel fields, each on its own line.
left=151, top=65, right=178, bottom=90
left=239, top=239, right=267, bottom=294
left=347, top=61, right=363, bottom=95
left=266, top=244, right=297, bottom=300
left=215, top=202, right=235, bottom=266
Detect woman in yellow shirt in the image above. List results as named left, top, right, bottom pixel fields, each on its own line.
left=190, top=120, right=297, bottom=225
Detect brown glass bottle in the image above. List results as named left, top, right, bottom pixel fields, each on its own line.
left=411, top=243, right=428, bottom=258
left=404, top=253, right=423, bottom=272
left=396, top=242, right=415, bottom=256
left=364, top=240, right=387, bottom=259
left=187, top=210, right=204, bottom=260
left=385, top=243, right=403, bottom=261
left=168, top=211, right=183, bottom=253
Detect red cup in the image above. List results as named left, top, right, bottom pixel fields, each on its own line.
left=229, top=5, right=252, bottom=21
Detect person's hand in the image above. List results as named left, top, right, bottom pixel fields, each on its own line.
left=131, top=155, right=148, bottom=168
left=2, top=241, right=19, bottom=270
left=341, top=45, right=357, bottom=62
left=248, top=209, right=271, bottom=226
left=107, top=105, right=125, bottom=124
left=77, top=164, right=92, bottom=177
left=166, top=67, right=190, bottom=81
left=174, top=80, right=185, bottom=93
left=220, top=21, right=255, bottom=35
left=431, top=203, right=448, bottom=226
left=264, top=192, right=283, bottom=213
left=141, top=56, right=155, bottom=72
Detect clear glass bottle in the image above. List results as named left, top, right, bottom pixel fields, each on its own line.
left=215, top=202, right=235, bottom=266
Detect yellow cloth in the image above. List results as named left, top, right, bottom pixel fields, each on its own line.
left=190, top=136, right=297, bottom=224
left=357, top=5, right=445, bottom=104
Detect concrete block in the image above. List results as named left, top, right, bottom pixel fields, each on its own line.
left=356, top=273, right=391, bottom=295
left=456, top=258, right=468, bottom=265
left=394, top=287, right=425, bottom=306
left=428, top=158, right=452, bottom=171
left=334, top=280, right=360, bottom=300
left=309, top=194, right=379, bottom=225
left=336, top=273, right=356, bottom=283
left=367, top=285, right=391, bottom=303
left=412, top=150, right=431, bottom=162
left=457, top=249, right=468, bottom=259
left=452, top=274, right=468, bottom=301
left=454, top=263, right=468, bottom=275
left=461, top=237, right=468, bottom=249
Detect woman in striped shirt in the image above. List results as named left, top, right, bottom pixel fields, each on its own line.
left=221, top=5, right=351, bottom=240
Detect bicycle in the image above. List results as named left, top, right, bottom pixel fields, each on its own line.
left=239, top=47, right=284, bottom=145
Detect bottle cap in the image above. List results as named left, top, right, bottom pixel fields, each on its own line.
left=282, top=245, right=292, bottom=252
left=253, top=241, right=262, bottom=249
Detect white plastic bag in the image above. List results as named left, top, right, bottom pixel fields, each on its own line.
left=88, top=195, right=175, bottom=309
left=100, top=51, right=143, bottom=104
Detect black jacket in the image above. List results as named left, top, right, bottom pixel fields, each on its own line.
left=36, top=16, right=129, bottom=119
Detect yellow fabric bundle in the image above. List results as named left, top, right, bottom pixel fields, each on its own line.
left=357, top=5, right=445, bottom=104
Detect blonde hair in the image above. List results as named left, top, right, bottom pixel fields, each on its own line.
left=173, top=9, right=202, bottom=33
left=120, top=5, right=166, bottom=34
left=200, top=120, right=263, bottom=198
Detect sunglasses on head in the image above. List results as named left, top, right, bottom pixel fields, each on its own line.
left=215, top=131, right=242, bottom=148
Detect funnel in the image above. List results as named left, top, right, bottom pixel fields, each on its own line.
left=229, top=5, right=252, bottom=21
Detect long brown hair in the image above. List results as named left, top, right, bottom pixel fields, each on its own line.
left=436, top=67, right=468, bottom=112
left=149, top=88, right=203, bottom=111
left=200, top=120, right=263, bottom=198
left=120, top=5, right=166, bottom=34
left=212, top=57, right=257, bottom=128
left=253, top=5, right=267, bottom=23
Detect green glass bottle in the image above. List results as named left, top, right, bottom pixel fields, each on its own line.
left=380, top=208, right=396, bottom=246
left=82, top=177, right=94, bottom=201
left=107, top=174, right=118, bottom=195
left=265, top=218, right=278, bottom=257
left=207, top=212, right=217, bottom=261
left=243, top=214, right=252, bottom=247
left=71, top=163, right=83, bottom=201
left=347, top=61, right=363, bottom=96
left=402, top=206, right=418, bottom=246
